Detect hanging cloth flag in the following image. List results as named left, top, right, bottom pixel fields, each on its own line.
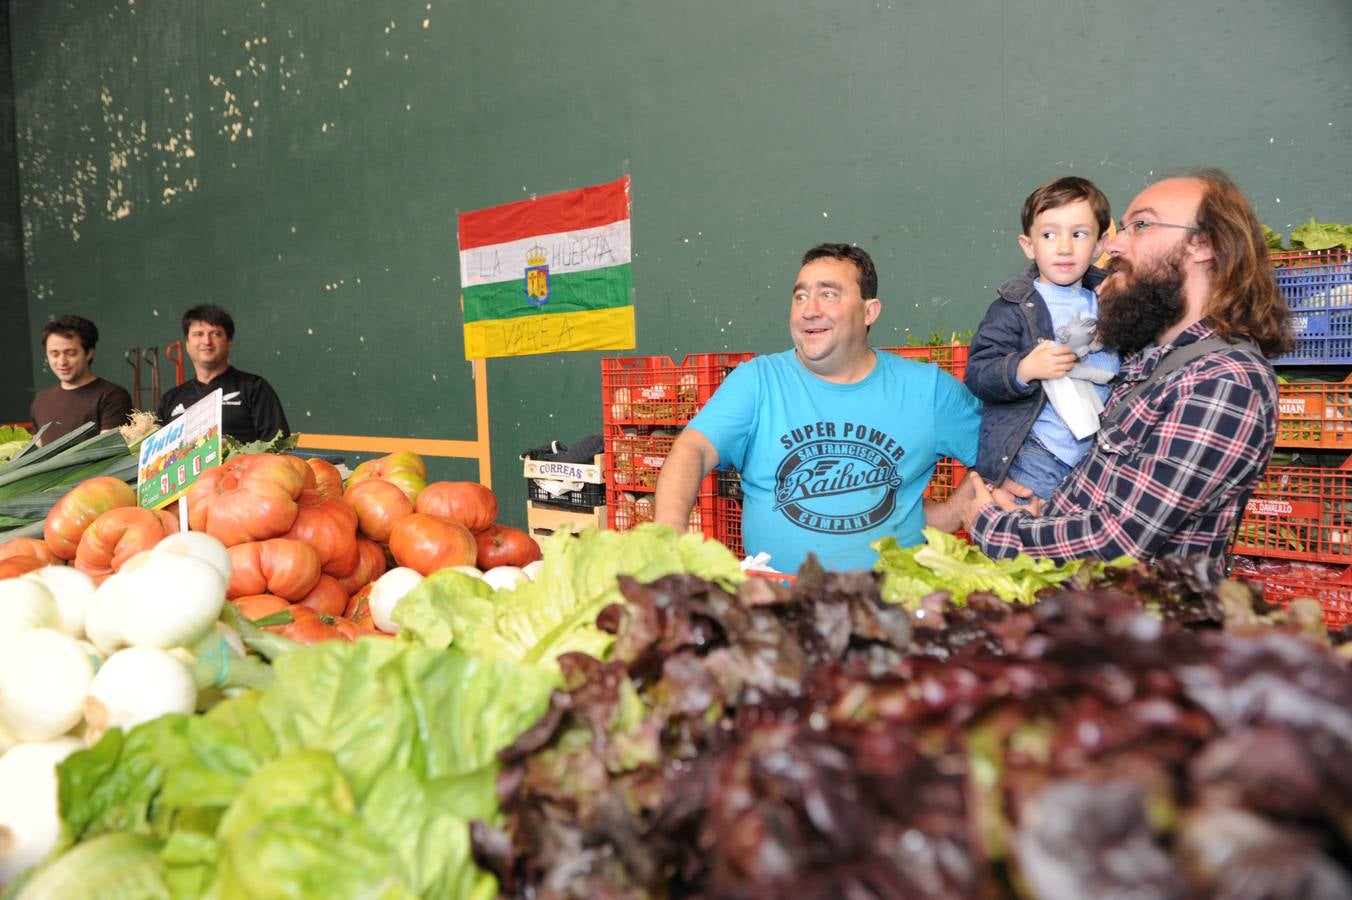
left=457, top=175, right=635, bottom=359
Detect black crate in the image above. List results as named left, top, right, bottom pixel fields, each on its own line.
left=527, top=477, right=606, bottom=511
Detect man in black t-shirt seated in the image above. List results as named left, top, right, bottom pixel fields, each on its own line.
left=31, top=315, right=133, bottom=446
left=155, top=304, right=290, bottom=444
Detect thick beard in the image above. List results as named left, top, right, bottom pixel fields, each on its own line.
left=1096, top=250, right=1187, bottom=355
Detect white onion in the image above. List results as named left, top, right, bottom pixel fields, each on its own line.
left=84, top=646, right=197, bottom=745
left=0, top=736, right=84, bottom=885
left=0, top=577, right=59, bottom=635
left=151, top=531, right=232, bottom=584
left=0, top=628, right=95, bottom=742
left=369, top=567, right=425, bottom=634
left=22, top=565, right=96, bottom=638
left=481, top=566, right=529, bottom=592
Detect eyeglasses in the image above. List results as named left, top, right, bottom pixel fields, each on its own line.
left=1115, top=219, right=1200, bottom=239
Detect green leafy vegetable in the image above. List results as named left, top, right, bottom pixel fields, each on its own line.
left=872, top=527, right=1114, bottom=608
left=29, top=640, right=555, bottom=899
left=8, top=833, right=171, bottom=900
left=394, top=524, right=746, bottom=663
left=1289, top=218, right=1352, bottom=251
left=220, top=430, right=299, bottom=459
left=0, top=425, right=33, bottom=464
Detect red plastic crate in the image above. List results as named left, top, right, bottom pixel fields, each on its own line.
left=602, top=352, right=754, bottom=426
left=1232, top=464, right=1352, bottom=564
left=1230, top=558, right=1352, bottom=631
left=923, top=458, right=968, bottom=503
left=607, top=478, right=716, bottom=536
left=714, top=495, right=744, bottom=558
left=1275, top=375, right=1352, bottom=448
left=606, top=427, right=681, bottom=491
left=881, top=344, right=969, bottom=381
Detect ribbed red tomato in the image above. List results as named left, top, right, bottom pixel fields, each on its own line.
left=0, top=537, right=59, bottom=566
left=389, top=513, right=477, bottom=575
left=187, top=454, right=306, bottom=546
left=44, top=476, right=138, bottom=560
left=415, top=482, right=498, bottom=533
left=0, top=557, right=44, bottom=579
left=284, top=489, right=359, bottom=575
left=231, top=593, right=291, bottom=622
left=75, top=506, right=178, bottom=582
left=344, top=479, right=414, bottom=542
left=278, top=454, right=318, bottom=490
left=335, top=538, right=388, bottom=595
left=344, top=582, right=375, bottom=627
left=227, top=538, right=322, bottom=600
left=345, top=451, right=427, bottom=505
left=305, top=458, right=345, bottom=498
left=296, top=574, right=349, bottom=617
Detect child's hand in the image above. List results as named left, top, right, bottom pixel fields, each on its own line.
left=1017, top=340, right=1077, bottom=383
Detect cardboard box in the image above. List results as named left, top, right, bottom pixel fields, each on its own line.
left=527, top=501, right=607, bottom=537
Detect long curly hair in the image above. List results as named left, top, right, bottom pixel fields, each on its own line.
left=1191, top=169, right=1293, bottom=358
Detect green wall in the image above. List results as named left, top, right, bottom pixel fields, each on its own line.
left=9, top=0, right=1352, bottom=523
left=0, top=1, right=30, bottom=424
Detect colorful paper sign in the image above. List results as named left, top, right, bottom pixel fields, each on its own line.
left=137, top=389, right=222, bottom=509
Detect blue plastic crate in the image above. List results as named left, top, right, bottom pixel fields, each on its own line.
left=1272, top=249, right=1352, bottom=365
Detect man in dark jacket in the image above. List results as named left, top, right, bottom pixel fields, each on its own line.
left=155, top=304, right=289, bottom=444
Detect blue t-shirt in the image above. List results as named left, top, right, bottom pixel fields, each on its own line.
left=689, top=349, right=981, bottom=573
left=1028, top=280, right=1121, bottom=466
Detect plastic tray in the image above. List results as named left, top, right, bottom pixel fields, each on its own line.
left=602, top=352, right=754, bottom=426
left=1232, top=464, right=1352, bottom=564
left=1270, top=248, right=1352, bottom=366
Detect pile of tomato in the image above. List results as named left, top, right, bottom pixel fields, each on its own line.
left=0, top=450, right=541, bottom=644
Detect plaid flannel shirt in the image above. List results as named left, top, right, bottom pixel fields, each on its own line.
left=970, top=321, right=1277, bottom=564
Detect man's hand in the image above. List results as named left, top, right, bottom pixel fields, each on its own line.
left=1016, top=340, right=1077, bottom=383
left=922, top=473, right=977, bottom=533
left=959, top=473, right=1044, bottom=532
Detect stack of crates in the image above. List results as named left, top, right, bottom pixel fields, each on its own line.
left=1229, top=247, right=1352, bottom=630
left=709, top=344, right=970, bottom=558
left=602, top=352, right=754, bottom=538
left=524, top=454, right=607, bottom=537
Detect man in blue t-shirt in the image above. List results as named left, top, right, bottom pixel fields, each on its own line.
left=654, top=243, right=981, bottom=573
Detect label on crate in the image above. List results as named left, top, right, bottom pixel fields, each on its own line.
left=1279, top=396, right=1316, bottom=416
left=640, top=454, right=665, bottom=469
left=1246, top=498, right=1320, bottom=519
left=523, top=458, right=603, bottom=484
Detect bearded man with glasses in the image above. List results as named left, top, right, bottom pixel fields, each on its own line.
left=961, top=169, right=1293, bottom=568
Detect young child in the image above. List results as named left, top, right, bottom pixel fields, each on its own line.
left=964, top=176, right=1121, bottom=502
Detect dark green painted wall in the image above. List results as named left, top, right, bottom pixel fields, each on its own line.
left=0, top=2, right=30, bottom=424
left=9, top=0, right=1352, bottom=523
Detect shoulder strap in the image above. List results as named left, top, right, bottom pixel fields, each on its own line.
left=1105, top=336, right=1263, bottom=426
